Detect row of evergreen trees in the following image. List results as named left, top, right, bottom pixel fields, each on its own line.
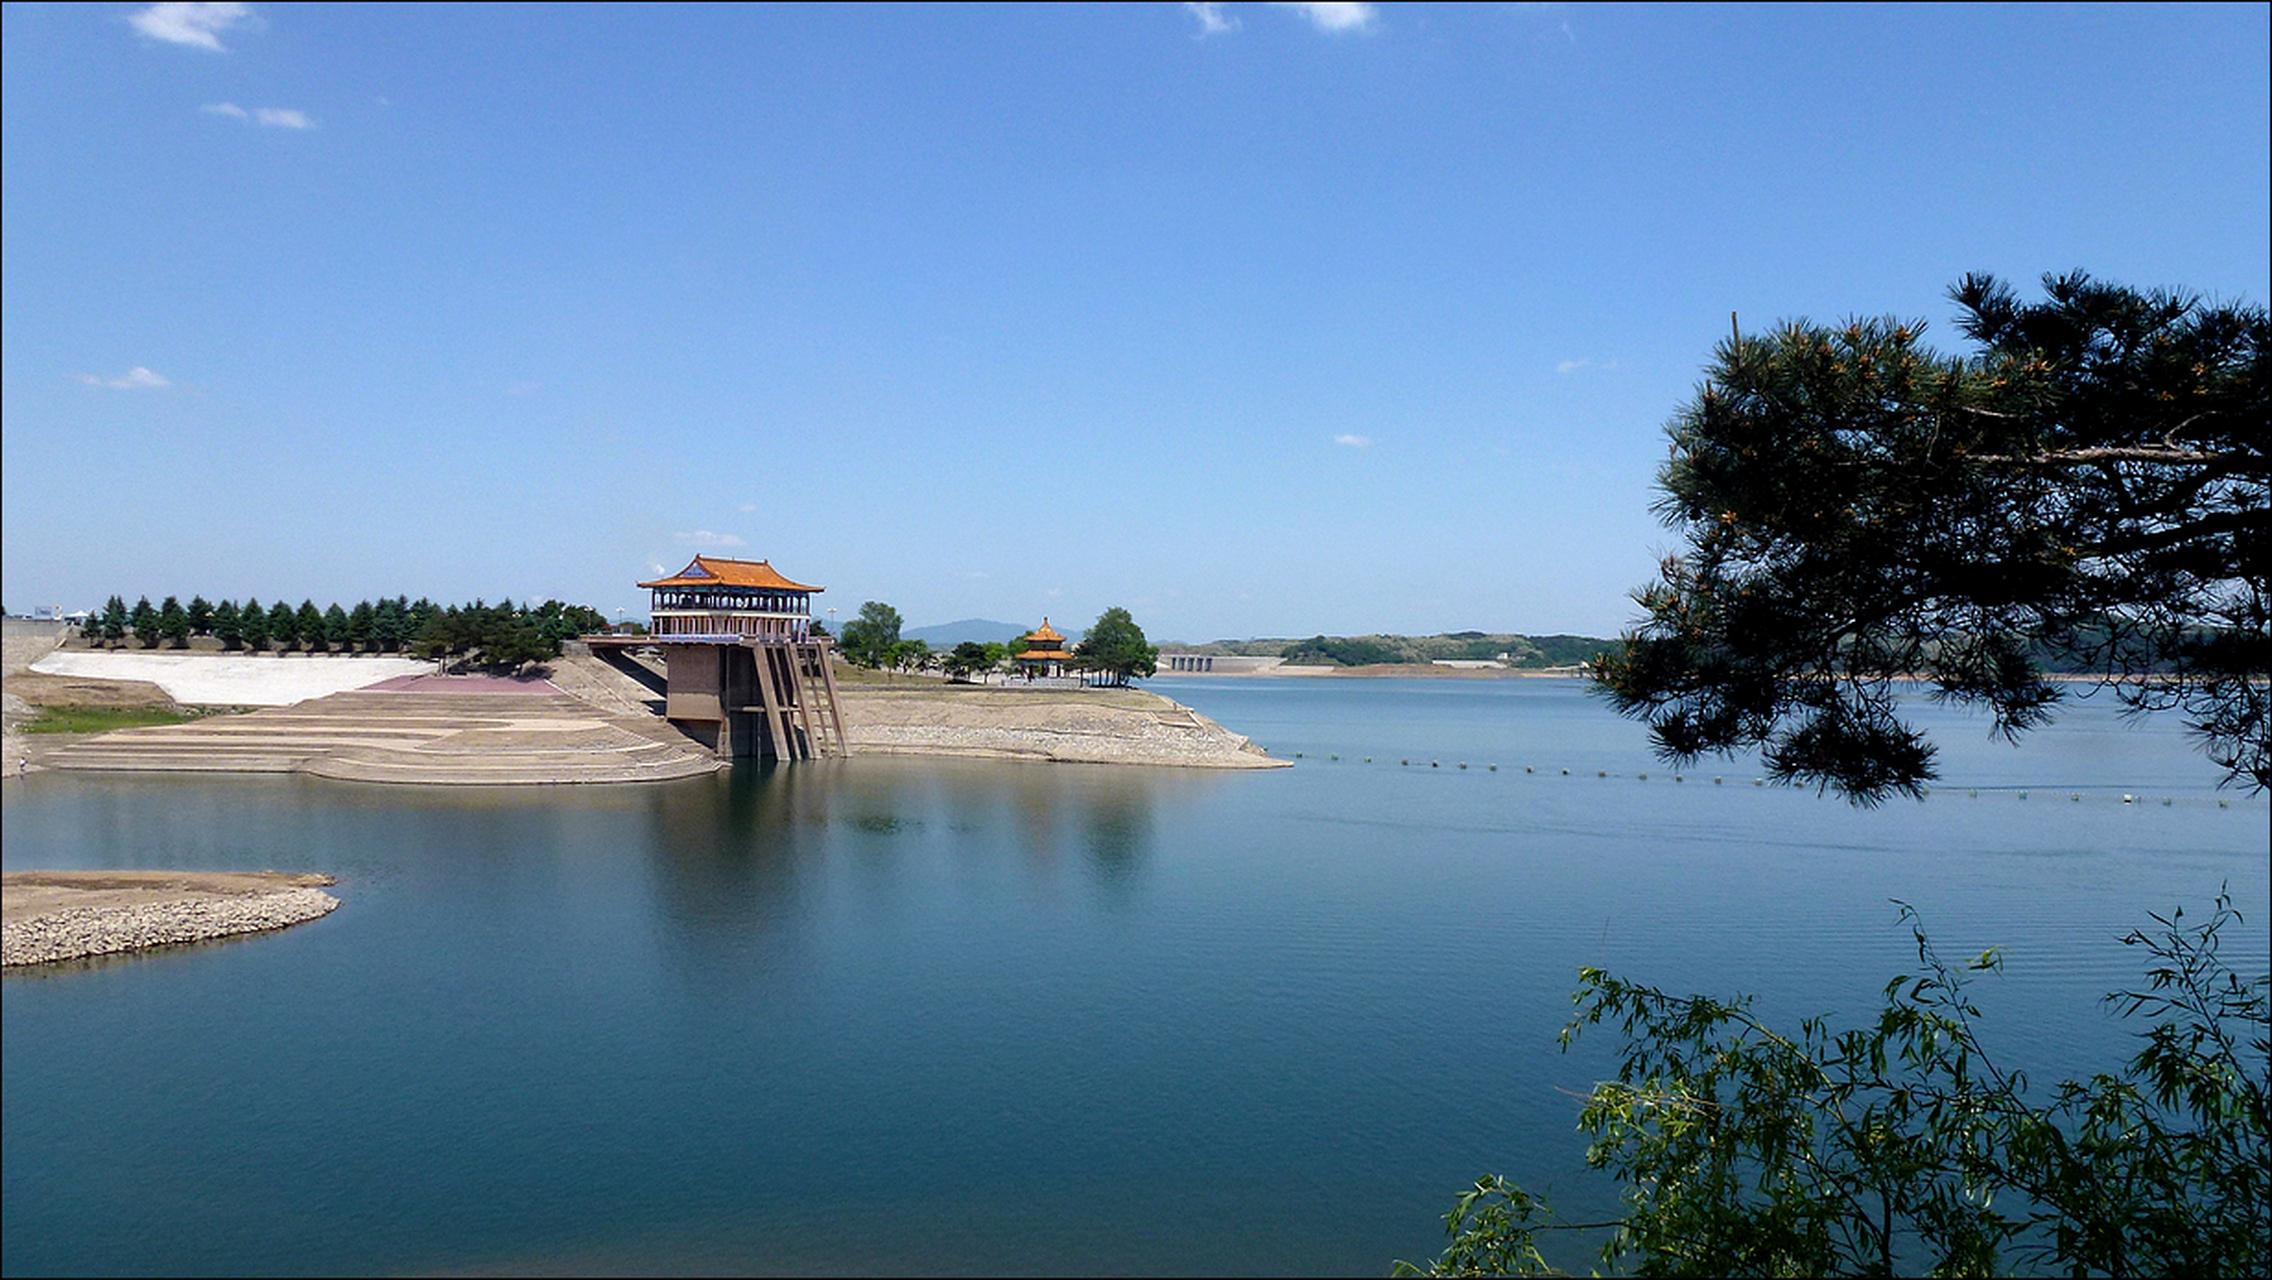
left=87, top=594, right=610, bottom=669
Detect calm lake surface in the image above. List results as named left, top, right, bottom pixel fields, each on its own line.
left=4, top=678, right=2265, bottom=1276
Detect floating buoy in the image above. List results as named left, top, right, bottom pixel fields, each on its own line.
left=1431, top=761, right=1439, bottom=768
left=1329, top=754, right=1339, bottom=761
left=1295, top=751, right=1304, bottom=758
left=1561, top=768, right=1570, bottom=775
left=1713, top=777, right=1722, bottom=784
left=1525, top=766, right=1534, bottom=773
left=1638, top=773, right=1648, bottom=781
left=2123, top=794, right=2134, bottom=804
left=2071, top=794, right=2081, bottom=802
left=1458, top=762, right=1467, bottom=770
left=2162, top=798, right=2172, bottom=807
left=2219, top=800, right=2229, bottom=808
left=1598, top=770, right=1608, bottom=778
left=1488, top=764, right=1498, bottom=772
left=1753, top=779, right=1764, bottom=786
left=2018, top=791, right=2028, bottom=800
left=1364, top=757, right=1372, bottom=763
left=1969, top=790, right=1977, bottom=798
left=1401, top=759, right=1409, bottom=766
left=1674, top=775, right=1684, bottom=783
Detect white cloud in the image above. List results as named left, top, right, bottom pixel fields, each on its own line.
left=129, top=2, right=250, bottom=52
left=1272, top=2, right=1376, bottom=33
left=737, top=503, right=757, bottom=513
left=79, top=367, right=172, bottom=390
left=1184, top=2, right=1240, bottom=36
left=673, top=530, right=746, bottom=547
left=204, top=102, right=316, bottom=129
left=1333, top=433, right=1372, bottom=448
left=1556, top=359, right=1588, bottom=374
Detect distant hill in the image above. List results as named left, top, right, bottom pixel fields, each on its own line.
left=903, top=619, right=1038, bottom=647
left=1159, top=631, right=1621, bottom=668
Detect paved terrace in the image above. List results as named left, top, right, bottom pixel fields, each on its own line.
left=37, top=671, right=722, bottom=785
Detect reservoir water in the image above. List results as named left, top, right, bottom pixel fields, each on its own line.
left=4, top=678, right=2266, bottom=1275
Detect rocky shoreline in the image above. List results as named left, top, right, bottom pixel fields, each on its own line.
left=835, top=684, right=1287, bottom=768
left=2, top=872, right=340, bottom=967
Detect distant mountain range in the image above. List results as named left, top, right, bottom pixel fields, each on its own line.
left=901, top=619, right=1044, bottom=647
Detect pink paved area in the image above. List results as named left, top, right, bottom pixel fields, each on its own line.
left=362, top=673, right=561, bottom=695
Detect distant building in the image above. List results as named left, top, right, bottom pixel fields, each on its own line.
left=1014, top=618, right=1074, bottom=678
left=1155, top=653, right=1288, bottom=675
left=638, top=556, right=820, bottom=641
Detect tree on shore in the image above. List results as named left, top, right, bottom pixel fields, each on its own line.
left=268, top=599, right=300, bottom=651
left=98, top=595, right=128, bottom=644
left=346, top=601, right=376, bottom=652
left=128, top=597, right=158, bottom=648
left=1401, top=897, right=2268, bottom=1278
left=839, top=601, right=903, bottom=669
left=157, top=596, right=190, bottom=648
left=213, top=600, right=243, bottom=650
left=1595, top=272, right=2267, bottom=802
left=887, top=637, right=931, bottom=674
left=187, top=595, right=213, bottom=636
left=1075, top=607, right=1158, bottom=686
left=296, top=601, right=327, bottom=653
left=942, top=640, right=991, bottom=682
left=239, top=598, right=269, bottom=652
left=1410, top=274, right=2270, bottom=1276
left=374, top=596, right=408, bottom=652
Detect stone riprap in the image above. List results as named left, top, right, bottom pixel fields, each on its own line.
left=2, top=872, right=340, bottom=967
left=837, top=685, right=1287, bottom=768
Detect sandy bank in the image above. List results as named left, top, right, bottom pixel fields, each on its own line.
left=837, top=682, right=1287, bottom=768
left=2, top=870, right=339, bottom=966
left=30, top=650, right=435, bottom=706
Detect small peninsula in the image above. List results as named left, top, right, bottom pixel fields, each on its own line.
left=2, top=871, right=340, bottom=967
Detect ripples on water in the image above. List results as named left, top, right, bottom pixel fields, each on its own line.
left=3, top=678, right=2264, bottom=1275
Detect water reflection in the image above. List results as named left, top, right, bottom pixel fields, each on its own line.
left=628, top=759, right=1221, bottom=974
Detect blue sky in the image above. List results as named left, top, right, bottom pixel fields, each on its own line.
left=4, top=3, right=2266, bottom=641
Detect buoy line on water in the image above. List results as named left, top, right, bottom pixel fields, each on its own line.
left=1261, top=752, right=2249, bottom=809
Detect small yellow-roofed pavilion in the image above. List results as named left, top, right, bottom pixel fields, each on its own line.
left=1014, top=618, right=1074, bottom=679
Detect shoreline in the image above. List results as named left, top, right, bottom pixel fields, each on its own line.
left=836, top=682, right=1287, bottom=769
left=6, top=650, right=1286, bottom=780
left=2, top=871, right=340, bottom=967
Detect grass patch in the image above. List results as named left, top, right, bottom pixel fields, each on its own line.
left=28, top=705, right=211, bottom=734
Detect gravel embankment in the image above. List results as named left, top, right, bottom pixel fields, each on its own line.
left=2, top=873, right=340, bottom=966
left=837, top=686, right=1287, bottom=768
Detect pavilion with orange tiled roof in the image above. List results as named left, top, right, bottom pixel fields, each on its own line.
left=603, top=554, right=846, bottom=763
left=638, top=555, right=824, bottom=641
left=1014, top=617, right=1075, bottom=679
